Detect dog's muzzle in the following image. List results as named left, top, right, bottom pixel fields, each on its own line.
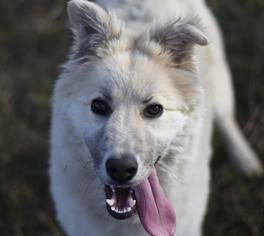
left=104, top=153, right=138, bottom=219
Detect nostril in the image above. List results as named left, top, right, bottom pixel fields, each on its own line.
left=127, top=167, right=137, bottom=175
left=106, top=159, right=118, bottom=175
left=109, top=167, right=117, bottom=174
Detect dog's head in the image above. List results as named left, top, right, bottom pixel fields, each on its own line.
left=55, top=0, right=208, bottom=230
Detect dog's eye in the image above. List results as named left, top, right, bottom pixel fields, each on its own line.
left=91, top=99, right=112, bottom=116
left=144, top=104, right=163, bottom=118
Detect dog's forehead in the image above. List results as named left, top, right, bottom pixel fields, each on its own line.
left=92, top=51, right=176, bottom=102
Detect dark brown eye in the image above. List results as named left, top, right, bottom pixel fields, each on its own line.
left=144, top=104, right=163, bottom=118
left=91, top=99, right=111, bottom=116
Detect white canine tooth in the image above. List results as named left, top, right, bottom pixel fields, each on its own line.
left=106, top=199, right=115, bottom=206
left=110, top=186, right=116, bottom=192
left=129, top=199, right=136, bottom=207
left=130, top=199, right=136, bottom=207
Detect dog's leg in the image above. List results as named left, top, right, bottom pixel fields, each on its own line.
left=206, top=10, right=263, bottom=177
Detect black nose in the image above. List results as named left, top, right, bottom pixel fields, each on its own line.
left=106, top=153, right=138, bottom=183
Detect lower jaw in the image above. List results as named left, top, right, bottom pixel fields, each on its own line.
left=106, top=203, right=136, bottom=220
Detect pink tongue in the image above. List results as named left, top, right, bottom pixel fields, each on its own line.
left=134, top=168, right=176, bottom=236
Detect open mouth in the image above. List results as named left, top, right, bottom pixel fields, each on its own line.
left=104, top=168, right=177, bottom=236
left=104, top=185, right=137, bottom=219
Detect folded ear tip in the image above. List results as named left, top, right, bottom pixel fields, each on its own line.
left=199, top=35, right=209, bottom=45
left=186, top=24, right=209, bottom=46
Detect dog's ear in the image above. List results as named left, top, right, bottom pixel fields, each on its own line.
left=68, top=0, right=122, bottom=61
left=141, top=18, right=209, bottom=71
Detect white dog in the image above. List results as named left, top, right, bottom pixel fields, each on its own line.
left=49, top=0, right=263, bottom=235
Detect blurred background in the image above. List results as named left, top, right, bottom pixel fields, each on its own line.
left=0, top=0, right=263, bottom=235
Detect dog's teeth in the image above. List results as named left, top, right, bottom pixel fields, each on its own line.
left=110, top=206, right=131, bottom=214
left=129, top=199, right=136, bottom=207
left=106, top=199, right=115, bottom=206
left=110, top=186, right=116, bottom=192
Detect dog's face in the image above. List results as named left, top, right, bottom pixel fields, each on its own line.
left=56, top=0, right=208, bottom=221
left=64, top=51, right=189, bottom=185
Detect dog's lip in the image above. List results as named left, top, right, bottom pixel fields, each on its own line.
left=104, top=184, right=137, bottom=220
left=155, top=156, right=162, bottom=165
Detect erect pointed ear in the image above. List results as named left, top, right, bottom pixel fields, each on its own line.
left=141, top=18, right=209, bottom=71
left=68, top=0, right=122, bottom=61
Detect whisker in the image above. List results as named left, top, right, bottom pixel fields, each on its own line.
left=79, top=171, right=98, bottom=197
left=77, top=158, right=93, bottom=170
left=158, top=163, right=184, bottom=185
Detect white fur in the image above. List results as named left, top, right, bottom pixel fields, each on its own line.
left=49, top=1, right=263, bottom=236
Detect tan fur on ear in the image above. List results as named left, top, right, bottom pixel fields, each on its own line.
left=135, top=17, right=208, bottom=71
